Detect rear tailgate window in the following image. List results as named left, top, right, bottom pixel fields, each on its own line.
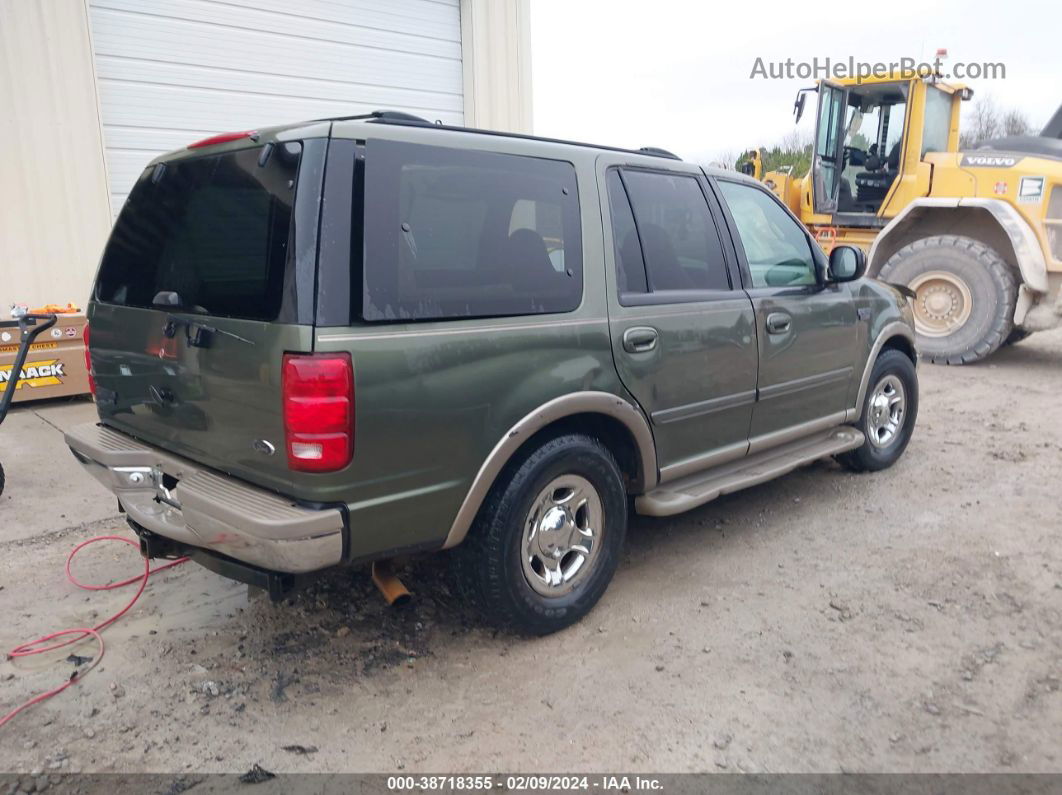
left=96, top=143, right=302, bottom=321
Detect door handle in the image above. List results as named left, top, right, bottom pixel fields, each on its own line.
left=622, top=326, right=658, bottom=353
left=766, top=312, right=792, bottom=334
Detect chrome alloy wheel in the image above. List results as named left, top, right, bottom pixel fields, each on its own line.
left=867, top=374, right=906, bottom=448
left=521, top=474, right=603, bottom=597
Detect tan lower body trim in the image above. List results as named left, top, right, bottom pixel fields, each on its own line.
left=747, top=410, right=848, bottom=455
left=441, top=391, right=657, bottom=550
left=636, top=425, right=865, bottom=518
left=658, top=440, right=748, bottom=484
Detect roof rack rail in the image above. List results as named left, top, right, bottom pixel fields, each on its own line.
left=369, top=110, right=435, bottom=126
left=638, top=146, right=681, bottom=160
left=331, top=111, right=683, bottom=161
left=319, top=109, right=437, bottom=125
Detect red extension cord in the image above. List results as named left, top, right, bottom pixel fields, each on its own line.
left=1, top=535, right=188, bottom=729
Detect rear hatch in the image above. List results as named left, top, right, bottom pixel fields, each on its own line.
left=89, top=130, right=326, bottom=495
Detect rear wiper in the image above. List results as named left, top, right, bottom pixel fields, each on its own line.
left=153, top=292, right=255, bottom=347
left=162, top=315, right=255, bottom=348
left=189, top=322, right=255, bottom=348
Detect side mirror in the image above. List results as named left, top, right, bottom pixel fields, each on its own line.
left=794, top=91, right=807, bottom=124
left=827, top=245, right=866, bottom=282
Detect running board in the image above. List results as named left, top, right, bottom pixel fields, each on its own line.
left=636, top=426, right=864, bottom=517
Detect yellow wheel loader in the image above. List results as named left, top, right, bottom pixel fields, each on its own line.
left=742, top=71, right=1062, bottom=364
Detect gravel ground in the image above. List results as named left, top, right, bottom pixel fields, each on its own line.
left=1, top=330, right=1060, bottom=779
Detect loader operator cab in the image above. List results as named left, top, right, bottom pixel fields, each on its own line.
left=844, top=85, right=908, bottom=212
left=804, top=80, right=910, bottom=219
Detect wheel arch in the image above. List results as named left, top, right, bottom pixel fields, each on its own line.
left=441, top=392, right=657, bottom=549
left=867, top=199, right=1048, bottom=294
left=881, top=333, right=916, bottom=363
left=848, top=322, right=917, bottom=422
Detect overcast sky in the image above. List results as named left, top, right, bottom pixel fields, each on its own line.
left=530, top=0, right=1060, bottom=165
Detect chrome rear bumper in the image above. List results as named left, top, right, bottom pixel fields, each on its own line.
left=65, top=423, right=344, bottom=573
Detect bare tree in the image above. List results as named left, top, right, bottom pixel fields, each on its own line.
left=960, top=97, right=1032, bottom=147
left=960, top=96, right=1000, bottom=147
left=707, top=149, right=738, bottom=170
left=1002, top=108, right=1031, bottom=137
left=780, top=129, right=813, bottom=153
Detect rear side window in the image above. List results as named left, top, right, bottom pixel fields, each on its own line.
left=620, top=170, right=730, bottom=292
left=362, top=140, right=582, bottom=321
left=96, top=144, right=302, bottom=321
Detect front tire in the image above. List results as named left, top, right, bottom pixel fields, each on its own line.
left=878, top=235, right=1017, bottom=365
left=837, top=349, right=918, bottom=472
left=452, top=434, right=627, bottom=635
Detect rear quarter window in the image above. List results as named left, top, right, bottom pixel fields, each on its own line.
left=95, top=143, right=302, bottom=321
left=362, top=140, right=582, bottom=321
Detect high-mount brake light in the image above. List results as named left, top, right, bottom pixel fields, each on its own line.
left=281, top=353, right=354, bottom=473
left=187, top=130, right=258, bottom=149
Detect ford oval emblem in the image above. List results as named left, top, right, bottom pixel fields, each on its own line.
left=252, top=439, right=276, bottom=456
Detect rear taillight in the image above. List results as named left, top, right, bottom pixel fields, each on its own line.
left=83, top=323, right=96, bottom=398
left=282, top=353, right=354, bottom=472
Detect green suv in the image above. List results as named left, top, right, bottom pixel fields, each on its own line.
left=67, top=112, right=918, bottom=634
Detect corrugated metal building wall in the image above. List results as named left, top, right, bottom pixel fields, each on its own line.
left=1, top=0, right=530, bottom=308
left=90, top=0, right=467, bottom=214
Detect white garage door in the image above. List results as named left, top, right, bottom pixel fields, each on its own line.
left=89, top=0, right=464, bottom=214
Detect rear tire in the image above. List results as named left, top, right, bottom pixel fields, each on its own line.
left=837, top=349, right=918, bottom=472
left=451, top=434, right=627, bottom=635
left=878, top=235, right=1017, bottom=365
left=0, top=462, right=5, bottom=497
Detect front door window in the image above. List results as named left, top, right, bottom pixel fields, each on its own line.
left=716, top=180, right=816, bottom=287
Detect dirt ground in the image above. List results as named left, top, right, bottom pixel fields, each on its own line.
left=1, top=330, right=1061, bottom=778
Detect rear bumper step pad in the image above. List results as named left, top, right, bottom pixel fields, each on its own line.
left=65, top=422, right=344, bottom=573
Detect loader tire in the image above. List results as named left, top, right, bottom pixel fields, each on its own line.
left=0, top=461, right=4, bottom=497
left=1003, top=328, right=1032, bottom=346
left=878, top=235, right=1017, bottom=365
